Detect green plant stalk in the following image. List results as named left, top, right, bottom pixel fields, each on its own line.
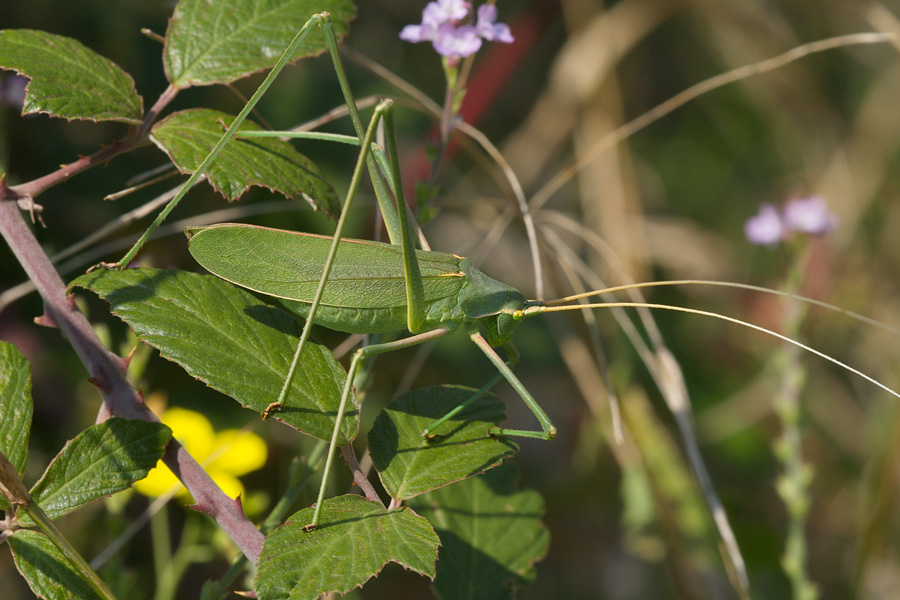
left=0, top=451, right=118, bottom=600
left=773, top=241, right=818, bottom=600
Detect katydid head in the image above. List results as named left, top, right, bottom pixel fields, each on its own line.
left=458, top=259, right=529, bottom=347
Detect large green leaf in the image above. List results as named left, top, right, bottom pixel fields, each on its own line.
left=0, top=29, right=142, bottom=123
left=14, top=419, right=170, bottom=526
left=0, top=341, right=32, bottom=512
left=369, top=385, right=517, bottom=500
left=151, top=108, right=339, bottom=217
left=70, top=268, right=357, bottom=444
left=256, top=495, right=438, bottom=600
left=409, top=463, right=550, bottom=600
left=164, top=0, right=356, bottom=88
left=8, top=530, right=102, bottom=600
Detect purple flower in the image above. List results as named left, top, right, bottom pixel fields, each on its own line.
left=745, top=196, right=839, bottom=246
left=423, top=0, right=470, bottom=26
left=745, top=203, right=786, bottom=245
left=400, top=1, right=514, bottom=60
left=782, top=196, right=838, bottom=235
left=475, top=4, right=514, bottom=43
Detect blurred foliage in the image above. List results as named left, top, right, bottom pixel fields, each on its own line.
left=3, top=0, right=900, bottom=598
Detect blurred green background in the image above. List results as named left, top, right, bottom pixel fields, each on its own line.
left=3, top=0, right=900, bottom=598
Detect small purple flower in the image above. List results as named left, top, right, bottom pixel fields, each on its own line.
left=745, top=203, right=786, bottom=245
left=399, top=22, right=439, bottom=44
left=432, top=24, right=483, bottom=58
left=400, top=1, right=514, bottom=60
left=745, top=196, right=838, bottom=246
left=782, top=196, right=838, bottom=235
left=475, top=4, right=514, bottom=43
left=423, top=0, right=470, bottom=26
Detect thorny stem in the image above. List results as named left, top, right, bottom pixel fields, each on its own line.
left=0, top=189, right=264, bottom=563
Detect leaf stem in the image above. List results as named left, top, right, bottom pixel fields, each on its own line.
left=0, top=451, right=118, bottom=600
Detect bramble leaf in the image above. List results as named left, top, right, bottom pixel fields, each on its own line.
left=369, top=385, right=517, bottom=500
left=164, top=0, right=356, bottom=88
left=0, top=341, right=32, bottom=512
left=16, top=419, right=171, bottom=525
left=151, top=108, right=339, bottom=217
left=0, top=29, right=142, bottom=123
left=256, top=495, right=439, bottom=600
left=409, top=463, right=550, bottom=600
left=70, top=268, right=357, bottom=444
left=8, top=530, right=103, bottom=600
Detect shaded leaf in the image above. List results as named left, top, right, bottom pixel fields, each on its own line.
left=409, top=463, right=549, bottom=600
left=0, top=341, right=32, bottom=512
left=369, top=385, right=517, bottom=500
left=256, top=495, right=438, bottom=600
left=164, top=0, right=356, bottom=88
left=0, top=29, right=142, bottom=123
left=8, top=529, right=102, bottom=600
left=151, top=108, right=339, bottom=217
left=15, top=419, right=170, bottom=526
left=70, top=268, right=357, bottom=444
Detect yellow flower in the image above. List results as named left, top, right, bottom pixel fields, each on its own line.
left=134, top=406, right=267, bottom=503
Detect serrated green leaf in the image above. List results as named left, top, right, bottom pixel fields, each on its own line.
left=256, top=495, right=438, bottom=600
left=409, top=463, right=549, bottom=600
left=8, top=529, right=102, bottom=600
left=0, top=29, right=142, bottom=123
left=14, top=419, right=170, bottom=526
left=369, top=385, right=518, bottom=500
left=70, top=268, right=357, bottom=443
left=0, top=341, right=33, bottom=512
left=164, top=0, right=356, bottom=88
left=151, top=108, right=339, bottom=217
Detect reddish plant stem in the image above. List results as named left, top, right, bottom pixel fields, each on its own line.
left=10, top=84, right=179, bottom=200
left=0, top=189, right=264, bottom=562
left=341, top=445, right=382, bottom=506
left=12, top=136, right=151, bottom=200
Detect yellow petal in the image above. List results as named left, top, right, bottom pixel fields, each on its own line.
left=162, top=407, right=215, bottom=461
left=208, top=429, right=268, bottom=476
left=207, top=469, right=244, bottom=500
left=133, top=460, right=183, bottom=498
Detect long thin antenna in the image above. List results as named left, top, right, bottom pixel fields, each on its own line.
left=534, top=301, right=900, bottom=401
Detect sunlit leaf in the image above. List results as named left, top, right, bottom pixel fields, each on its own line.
left=0, top=341, right=32, bottom=512
left=70, top=268, right=357, bottom=443
left=369, top=385, right=517, bottom=500
left=164, top=0, right=356, bottom=88
left=16, top=419, right=170, bottom=526
left=256, top=495, right=439, bottom=600
left=150, top=108, right=339, bottom=217
left=0, top=29, right=142, bottom=123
